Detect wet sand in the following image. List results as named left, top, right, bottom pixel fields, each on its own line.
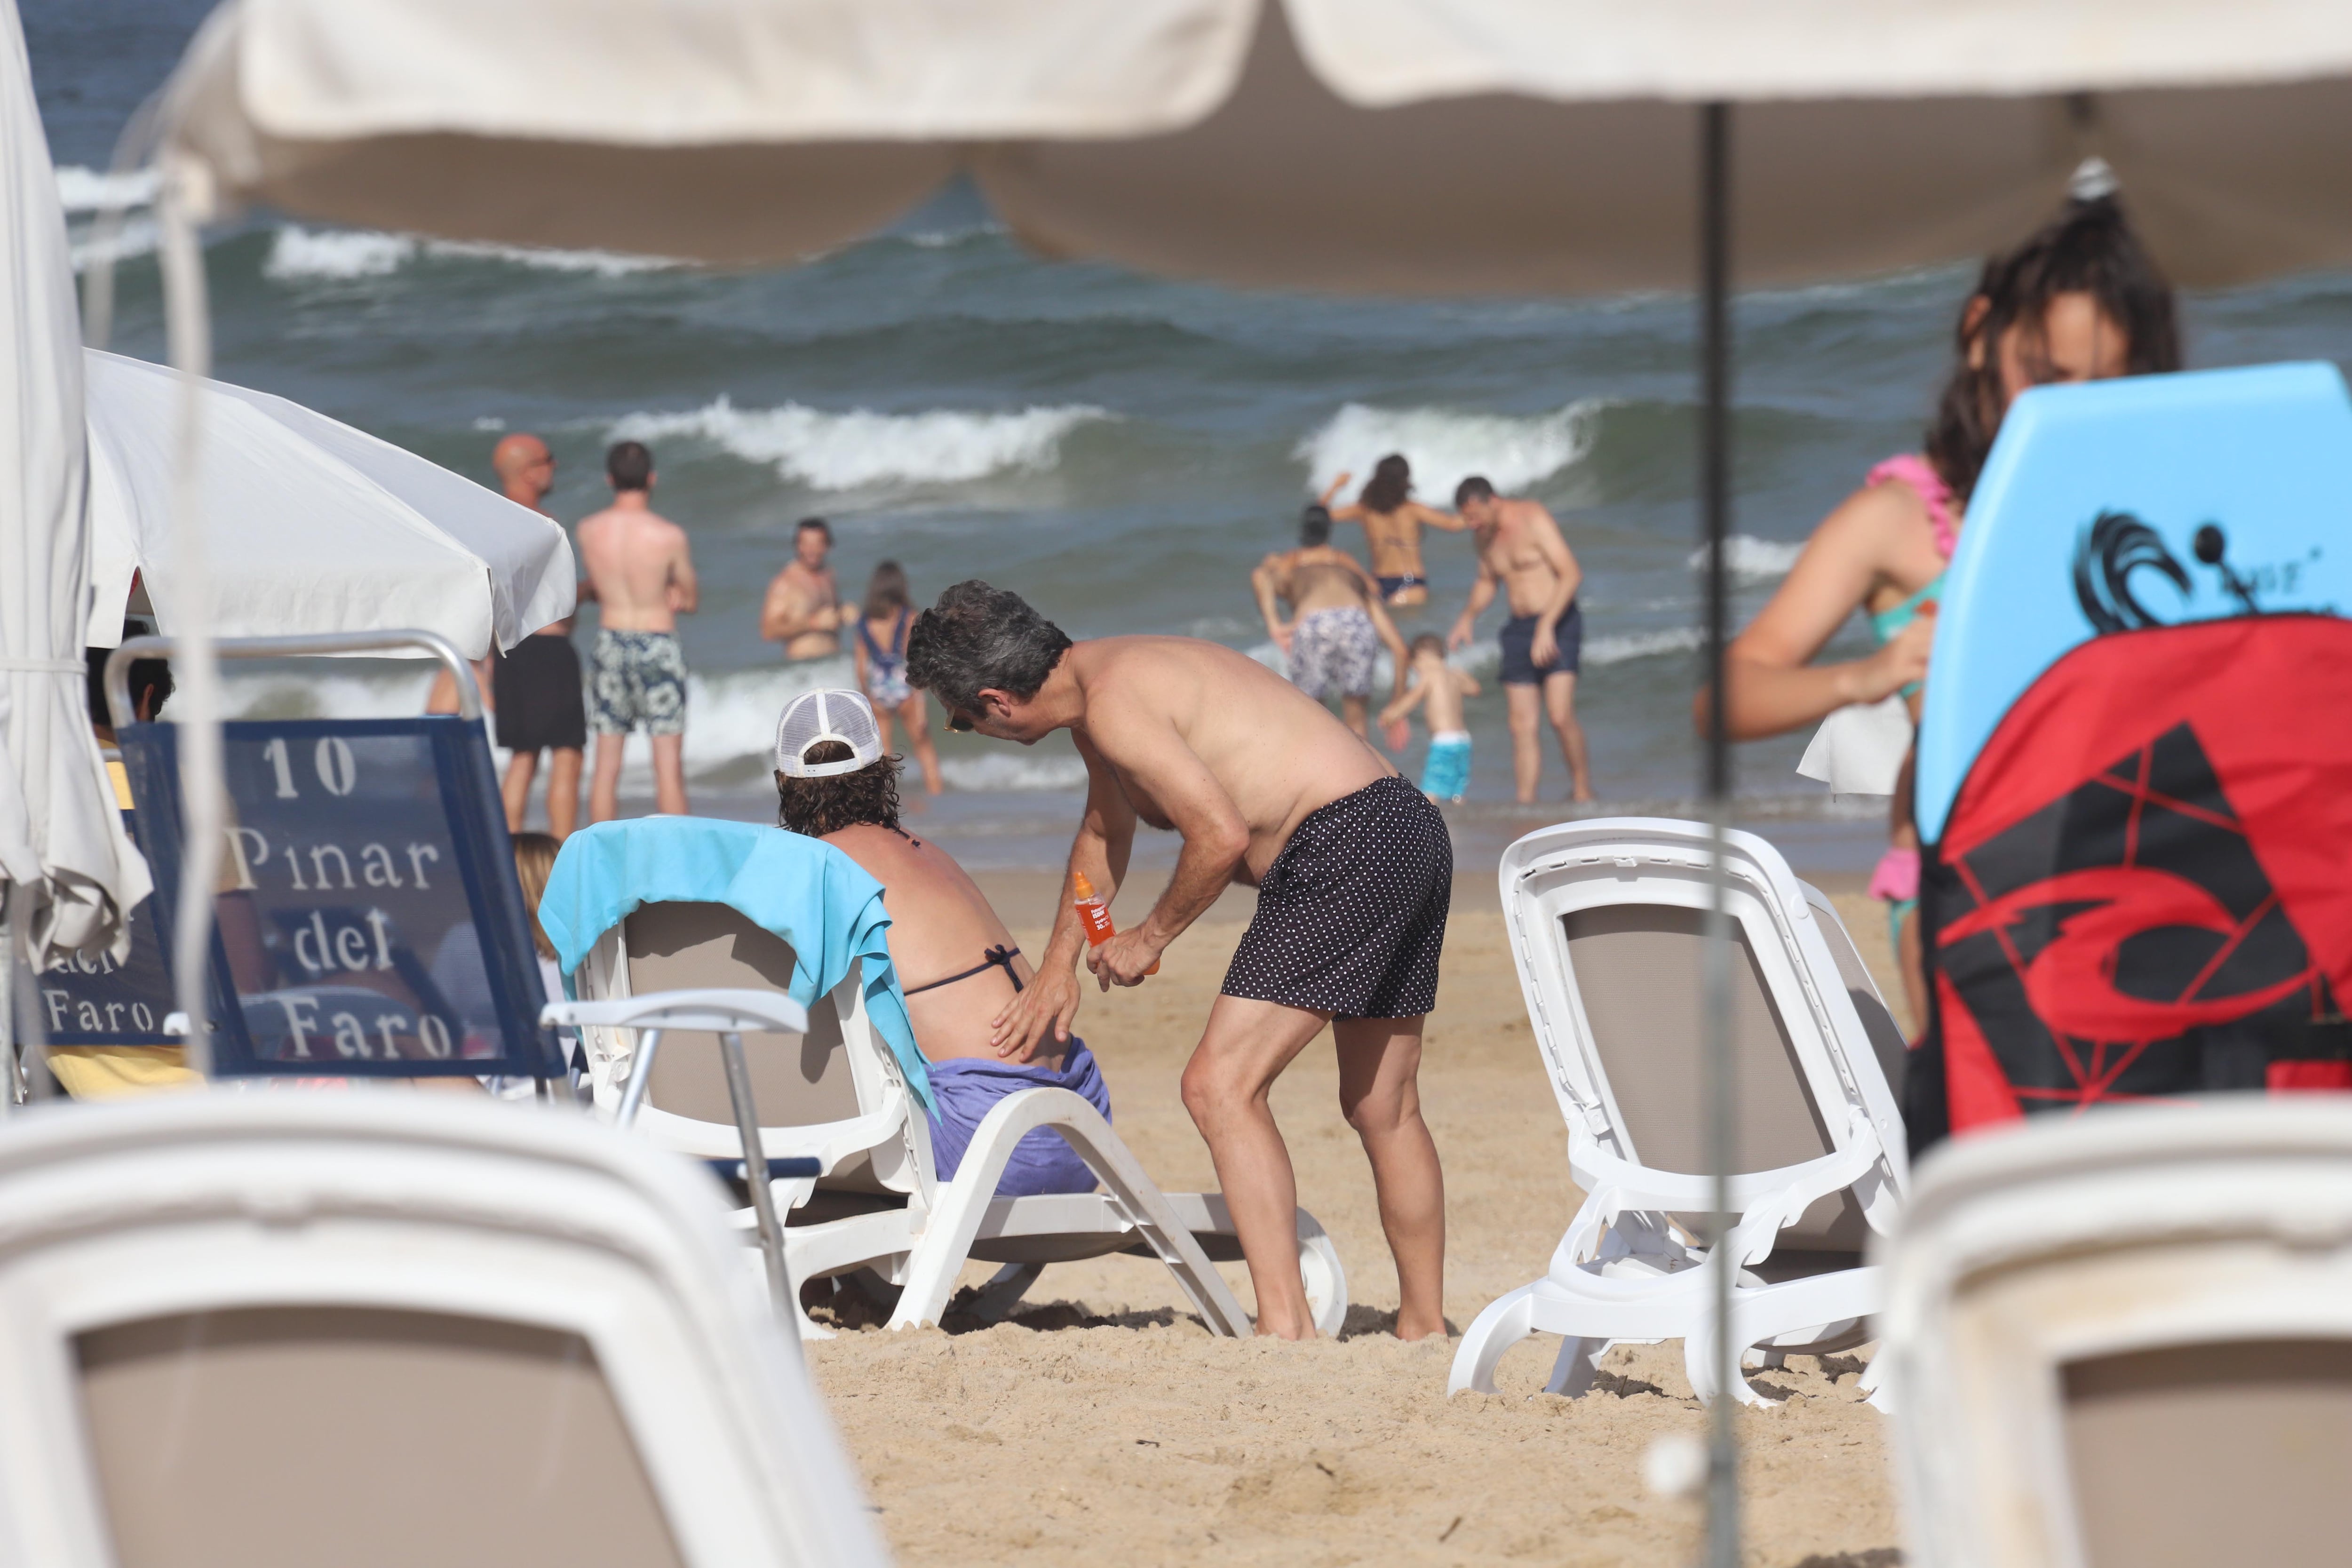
left=804, top=877, right=1907, bottom=1567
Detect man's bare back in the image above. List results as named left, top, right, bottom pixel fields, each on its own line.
left=577, top=499, right=695, bottom=631
left=1262, top=547, right=1375, bottom=618
left=1073, top=638, right=1392, bottom=882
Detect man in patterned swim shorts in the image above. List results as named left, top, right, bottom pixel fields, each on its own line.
left=908, top=581, right=1452, bottom=1342
left=1250, top=504, right=1410, bottom=746
left=577, top=440, right=699, bottom=820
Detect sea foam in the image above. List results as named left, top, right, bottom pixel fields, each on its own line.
left=263, top=224, right=676, bottom=282
left=1295, top=400, right=1603, bottom=503
left=607, top=396, right=1110, bottom=491
left=1688, top=534, right=1806, bottom=582
left=56, top=166, right=159, bottom=212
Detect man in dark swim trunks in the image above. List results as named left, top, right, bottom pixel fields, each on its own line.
left=906, top=582, right=1451, bottom=1341
left=1447, top=475, right=1595, bottom=804
left=485, top=432, right=589, bottom=836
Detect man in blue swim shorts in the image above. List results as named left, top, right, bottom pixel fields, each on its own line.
left=1447, top=476, right=1595, bottom=804
left=577, top=440, right=699, bottom=820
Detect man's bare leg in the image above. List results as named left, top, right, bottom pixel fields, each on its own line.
left=651, top=733, right=689, bottom=816
left=1339, top=695, right=1371, bottom=740
left=1179, top=994, right=1335, bottom=1338
left=501, top=749, right=539, bottom=832
left=588, top=733, right=627, bottom=823
left=1334, top=1015, right=1446, bottom=1338
left=547, top=747, right=583, bottom=838
left=1544, top=671, right=1595, bottom=802
left=1504, top=682, right=1543, bottom=804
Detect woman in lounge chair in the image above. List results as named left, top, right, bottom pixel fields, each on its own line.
left=771, top=688, right=1112, bottom=1197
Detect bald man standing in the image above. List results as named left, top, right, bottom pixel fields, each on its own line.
left=487, top=433, right=588, bottom=837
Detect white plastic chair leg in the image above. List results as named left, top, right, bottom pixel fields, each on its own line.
left=1296, top=1212, right=1349, bottom=1338
left=890, top=1089, right=1251, bottom=1336
left=1543, top=1335, right=1609, bottom=1396
left=1447, top=1284, right=1539, bottom=1394
left=967, top=1262, right=1044, bottom=1324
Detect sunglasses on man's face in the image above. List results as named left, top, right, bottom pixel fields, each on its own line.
left=948, top=709, right=976, bottom=733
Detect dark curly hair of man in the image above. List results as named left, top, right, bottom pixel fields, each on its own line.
left=777, top=741, right=902, bottom=837
left=904, top=580, right=1072, bottom=716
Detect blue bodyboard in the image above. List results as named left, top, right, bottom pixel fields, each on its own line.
left=1916, top=362, right=2352, bottom=844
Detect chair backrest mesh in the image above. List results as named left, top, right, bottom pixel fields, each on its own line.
left=2064, top=1338, right=2352, bottom=1568
left=623, top=901, right=885, bottom=1192
left=76, top=1306, right=683, bottom=1568
left=1560, top=902, right=1864, bottom=1251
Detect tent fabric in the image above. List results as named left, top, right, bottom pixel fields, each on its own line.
left=153, top=0, right=2352, bottom=289
left=0, top=0, right=148, bottom=966
left=81, top=348, right=576, bottom=657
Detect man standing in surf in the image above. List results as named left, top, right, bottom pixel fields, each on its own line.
left=906, top=582, right=1451, bottom=1340
left=1447, top=476, right=1596, bottom=804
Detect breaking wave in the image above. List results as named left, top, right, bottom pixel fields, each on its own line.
left=1688, top=534, right=1807, bottom=582
left=1295, top=400, right=1603, bottom=503
left=1585, top=627, right=1705, bottom=665
left=607, top=396, right=1111, bottom=491
left=56, top=165, right=159, bottom=211
left=262, top=224, right=677, bottom=281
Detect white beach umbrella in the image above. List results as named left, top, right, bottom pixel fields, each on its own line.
left=148, top=0, right=2352, bottom=289
left=81, top=348, right=575, bottom=659
left=0, top=0, right=147, bottom=977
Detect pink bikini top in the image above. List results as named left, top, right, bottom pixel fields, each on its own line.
left=1866, top=453, right=1959, bottom=561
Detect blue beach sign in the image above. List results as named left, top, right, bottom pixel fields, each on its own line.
left=116, top=715, right=561, bottom=1078
left=1915, top=362, right=2352, bottom=844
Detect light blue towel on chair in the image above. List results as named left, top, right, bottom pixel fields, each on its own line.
left=538, top=817, right=930, bottom=1109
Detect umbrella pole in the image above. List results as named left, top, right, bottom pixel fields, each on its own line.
left=1697, top=100, right=1741, bottom=1568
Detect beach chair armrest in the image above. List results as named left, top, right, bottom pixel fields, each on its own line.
left=544, top=989, right=811, bottom=1038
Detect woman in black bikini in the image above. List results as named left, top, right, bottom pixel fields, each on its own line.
left=771, top=688, right=1110, bottom=1196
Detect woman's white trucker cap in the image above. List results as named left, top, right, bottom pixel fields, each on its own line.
left=774, top=689, right=885, bottom=778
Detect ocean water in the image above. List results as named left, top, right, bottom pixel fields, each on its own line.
left=32, top=0, right=2352, bottom=872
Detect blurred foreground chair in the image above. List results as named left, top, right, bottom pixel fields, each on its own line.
left=540, top=817, right=1346, bottom=1339
left=1448, top=818, right=1908, bottom=1405
left=1879, top=1098, right=2352, bottom=1568
left=0, top=1093, right=887, bottom=1568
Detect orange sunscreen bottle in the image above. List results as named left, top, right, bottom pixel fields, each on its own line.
left=1072, top=871, right=1157, bottom=975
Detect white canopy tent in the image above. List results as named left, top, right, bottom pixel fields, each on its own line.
left=137, top=4, right=2352, bottom=1555
left=0, top=0, right=147, bottom=984
left=82, top=348, right=575, bottom=659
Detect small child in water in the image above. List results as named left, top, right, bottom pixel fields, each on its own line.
left=1382, top=633, right=1480, bottom=803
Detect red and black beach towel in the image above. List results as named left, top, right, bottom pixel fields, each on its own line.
left=1913, top=615, right=2352, bottom=1148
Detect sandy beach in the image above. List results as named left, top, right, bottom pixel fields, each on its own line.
left=804, top=872, right=1907, bottom=1568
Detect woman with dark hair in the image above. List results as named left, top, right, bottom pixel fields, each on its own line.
left=1708, top=178, right=2181, bottom=1019
left=772, top=688, right=1112, bottom=1196
left=1320, top=453, right=1467, bottom=607
left=852, top=560, right=943, bottom=795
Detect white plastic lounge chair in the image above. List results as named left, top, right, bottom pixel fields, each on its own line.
left=0, top=1092, right=887, bottom=1568
left=1880, top=1098, right=2352, bottom=1568
left=564, top=892, right=1347, bottom=1340
left=1448, top=817, right=1908, bottom=1405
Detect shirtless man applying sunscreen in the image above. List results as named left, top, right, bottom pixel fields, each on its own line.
left=576, top=440, right=699, bottom=821
left=906, top=581, right=1451, bottom=1340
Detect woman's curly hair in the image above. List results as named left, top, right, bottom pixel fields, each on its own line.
left=776, top=741, right=903, bottom=837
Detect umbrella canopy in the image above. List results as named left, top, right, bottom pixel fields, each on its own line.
left=0, top=0, right=146, bottom=968
left=81, top=349, right=576, bottom=659
left=154, top=0, right=2352, bottom=289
